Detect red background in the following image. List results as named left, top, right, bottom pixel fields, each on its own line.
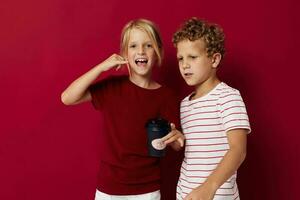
left=1, top=0, right=299, bottom=199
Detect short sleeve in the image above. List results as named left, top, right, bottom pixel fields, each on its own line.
left=219, top=90, right=251, bottom=133
left=89, top=76, right=118, bottom=110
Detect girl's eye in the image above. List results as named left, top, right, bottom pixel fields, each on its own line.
left=146, top=44, right=153, bottom=48
left=177, top=57, right=183, bottom=62
left=190, top=56, right=197, bottom=59
left=129, top=44, right=136, bottom=48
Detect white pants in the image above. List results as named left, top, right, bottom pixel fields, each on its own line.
left=95, top=190, right=161, bottom=200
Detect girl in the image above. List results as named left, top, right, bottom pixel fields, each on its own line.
left=61, top=19, right=184, bottom=200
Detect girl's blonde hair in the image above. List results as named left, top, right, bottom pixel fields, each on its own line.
left=120, top=19, right=163, bottom=66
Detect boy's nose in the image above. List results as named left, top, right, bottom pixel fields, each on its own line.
left=182, top=62, right=190, bottom=69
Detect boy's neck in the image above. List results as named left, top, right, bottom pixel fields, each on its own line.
left=192, top=77, right=221, bottom=100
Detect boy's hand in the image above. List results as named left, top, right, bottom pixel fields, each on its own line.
left=184, top=183, right=216, bottom=200
left=101, top=54, right=128, bottom=72
left=161, top=123, right=185, bottom=151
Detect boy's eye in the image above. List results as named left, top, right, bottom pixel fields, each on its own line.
left=177, top=57, right=183, bottom=62
left=190, top=56, right=197, bottom=59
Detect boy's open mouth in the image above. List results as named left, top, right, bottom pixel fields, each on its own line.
left=184, top=73, right=193, bottom=77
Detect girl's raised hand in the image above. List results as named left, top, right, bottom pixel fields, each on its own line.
left=101, top=54, right=128, bottom=72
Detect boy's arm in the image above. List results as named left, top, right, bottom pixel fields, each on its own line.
left=184, top=129, right=247, bottom=200
left=162, top=123, right=185, bottom=151
left=61, top=54, right=128, bottom=105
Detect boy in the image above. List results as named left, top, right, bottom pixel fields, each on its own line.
left=173, top=18, right=251, bottom=200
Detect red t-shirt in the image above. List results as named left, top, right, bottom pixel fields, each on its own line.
left=89, top=75, right=180, bottom=195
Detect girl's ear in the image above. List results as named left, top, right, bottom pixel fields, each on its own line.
left=211, top=53, right=222, bottom=68
left=122, top=53, right=127, bottom=59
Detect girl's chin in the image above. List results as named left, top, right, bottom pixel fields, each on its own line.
left=132, top=65, right=152, bottom=71
left=131, top=69, right=151, bottom=76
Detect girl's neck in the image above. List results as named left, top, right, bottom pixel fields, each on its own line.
left=129, top=74, right=160, bottom=89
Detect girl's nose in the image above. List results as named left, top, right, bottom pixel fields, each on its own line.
left=137, top=46, right=145, bottom=55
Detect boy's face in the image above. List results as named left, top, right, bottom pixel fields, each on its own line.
left=176, top=39, right=217, bottom=87
left=126, top=28, right=157, bottom=77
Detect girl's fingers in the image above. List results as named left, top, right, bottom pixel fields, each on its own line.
left=116, top=60, right=128, bottom=65
left=117, top=56, right=128, bottom=63
left=116, top=65, right=121, bottom=71
left=115, top=61, right=129, bottom=71
left=120, top=60, right=128, bottom=63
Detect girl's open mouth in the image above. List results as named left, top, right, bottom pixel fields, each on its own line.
left=135, top=58, right=148, bottom=66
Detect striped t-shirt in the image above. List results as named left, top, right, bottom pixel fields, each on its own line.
left=177, top=82, right=251, bottom=200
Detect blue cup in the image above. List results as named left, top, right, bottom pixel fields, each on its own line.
left=145, top=118, right=171, bottom=157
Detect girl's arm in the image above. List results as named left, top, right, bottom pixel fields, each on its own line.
left=184, top=129, right=247, bottom=200
left=61, top=54, right=128, bottom=105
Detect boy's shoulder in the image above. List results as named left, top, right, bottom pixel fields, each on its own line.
left=213, top=82, right=242, bottom=102
left=215, top=82, right=240, bottom=96
left=214, top=83, right=245, bottom=108
left=180, top=82, right=242, bottom=105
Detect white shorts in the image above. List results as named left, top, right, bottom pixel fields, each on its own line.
left=95, top=189, right=161, bottom=200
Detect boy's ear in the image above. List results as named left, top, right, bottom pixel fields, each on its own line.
left=211, top=53, right=222, bottom=68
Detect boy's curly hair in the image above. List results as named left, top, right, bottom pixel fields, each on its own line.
left=172, top=17, right=225, bottom=58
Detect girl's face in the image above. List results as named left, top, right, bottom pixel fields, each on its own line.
left=126, top=28, right=157, bottom=78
